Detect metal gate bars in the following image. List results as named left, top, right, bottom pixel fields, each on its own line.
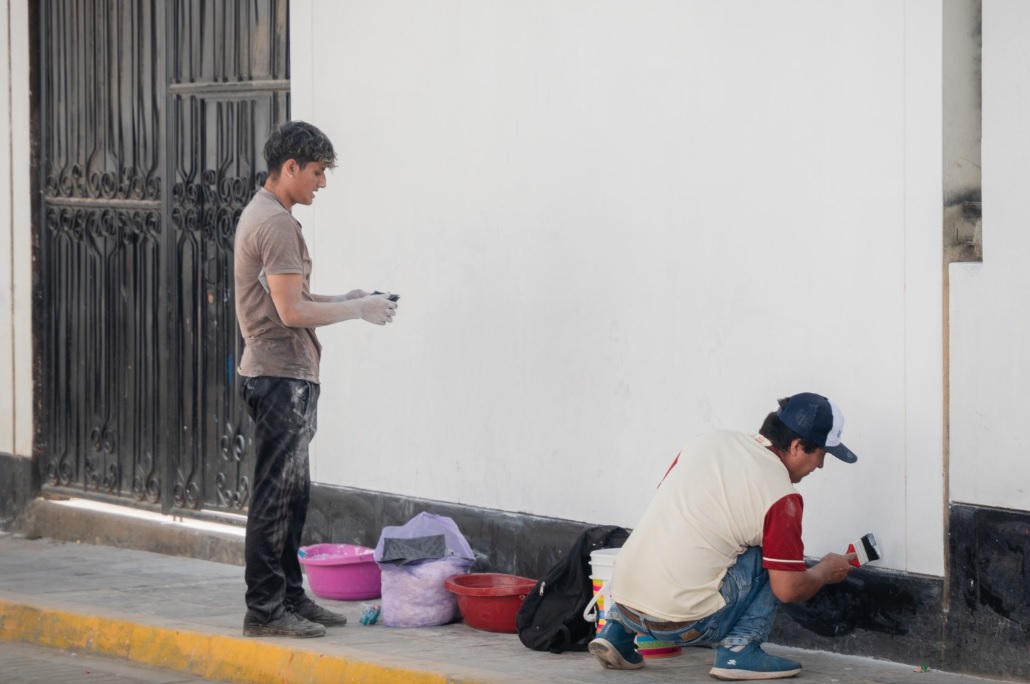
left=38, top=0, right=289, bottom=520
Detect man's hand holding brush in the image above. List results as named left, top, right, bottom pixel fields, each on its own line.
left=818, top=552, right=858, bottom=585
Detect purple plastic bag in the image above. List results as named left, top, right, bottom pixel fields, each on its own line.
left=374, top=512, right=475, bottom=627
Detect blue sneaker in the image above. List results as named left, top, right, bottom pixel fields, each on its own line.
left=710, top=642, right=802, bottom=680
left=588, top=620, right=644, bottom=670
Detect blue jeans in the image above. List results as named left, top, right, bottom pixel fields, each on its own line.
left=609, top=546, right=779, bottom=648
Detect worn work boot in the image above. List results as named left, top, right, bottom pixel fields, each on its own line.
left=710, top=642, right=802, bottom=680
left=588, top=619, right=645, bottom=670
left=288, top=598, right=348, bottom=627
left=242, top=609, right=326, bottom=638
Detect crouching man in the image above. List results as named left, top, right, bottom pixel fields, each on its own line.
left=590, top=393, right=859, bottom=681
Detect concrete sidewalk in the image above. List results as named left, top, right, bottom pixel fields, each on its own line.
left=0, top=532, right=1004, bottom=684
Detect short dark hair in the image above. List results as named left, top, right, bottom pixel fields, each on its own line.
left=264, top=121, right=337, bottom=174
left=759, top=398, right=822, bottom=454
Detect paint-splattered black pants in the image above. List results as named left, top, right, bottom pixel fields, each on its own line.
left=240, top=376, right=320, bottom=622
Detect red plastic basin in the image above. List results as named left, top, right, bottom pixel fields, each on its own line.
left=444, top=573, right=536, bottom=633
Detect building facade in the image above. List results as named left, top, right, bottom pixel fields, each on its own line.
left=1, top=1, right=1027, bottom=679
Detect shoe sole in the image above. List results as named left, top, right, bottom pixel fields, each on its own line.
left=709, top=665, right=801, bottom=680
left=588, top=638, right=645, bottom=670
left=242, top=625, right=327, bottom=638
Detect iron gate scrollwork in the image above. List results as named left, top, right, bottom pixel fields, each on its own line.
left=39, top=0, right=290, bottom=519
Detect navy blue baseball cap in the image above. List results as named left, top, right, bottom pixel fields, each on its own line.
left=776, top=392, right=858, bottom=463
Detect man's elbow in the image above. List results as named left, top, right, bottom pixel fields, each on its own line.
left=771, top=585, right=805, bottom=604
left=275, top=308, right=304, bottom=328
left=768, top=574, right=818, bottom=604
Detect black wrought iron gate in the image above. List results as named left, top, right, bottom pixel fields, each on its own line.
left=38, top=0, right=289, bottom=520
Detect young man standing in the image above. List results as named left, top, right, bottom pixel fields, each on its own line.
left=234, top=121, right=398, bottom=638
left=590, top=393, right=859, bottom=680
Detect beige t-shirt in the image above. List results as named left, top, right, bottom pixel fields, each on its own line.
left=234, top=188, right=322, bottom=383
left=610, top=430, right=797, bottom=622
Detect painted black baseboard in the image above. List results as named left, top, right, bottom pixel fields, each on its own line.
left=0, top=452, right=37, bottom=529
left=944, top=503, right=1030, bottom=681
left=774, top=566, right=947, bottom=669
left=306, top=482, right=591, bottom=580
left=305, top=483, right=1030, bottom=681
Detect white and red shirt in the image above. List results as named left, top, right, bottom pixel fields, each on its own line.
left=610, top=431, right=804, bottom=623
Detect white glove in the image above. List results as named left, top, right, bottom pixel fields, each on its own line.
left=359, top=294, right=398, bottom=325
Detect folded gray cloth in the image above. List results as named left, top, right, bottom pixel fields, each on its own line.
left=379, top=534, right=448, bottom=565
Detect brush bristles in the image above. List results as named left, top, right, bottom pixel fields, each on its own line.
left=859, top=533, right=880, bottom=562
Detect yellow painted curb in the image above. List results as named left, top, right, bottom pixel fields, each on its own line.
left=0, top=599, right=471, bottom=683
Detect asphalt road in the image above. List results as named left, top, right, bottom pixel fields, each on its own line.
left=0, top=640, right=222, bottom=684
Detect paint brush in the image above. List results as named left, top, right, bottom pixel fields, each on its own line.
left=846, top=532, right=881, bottom=567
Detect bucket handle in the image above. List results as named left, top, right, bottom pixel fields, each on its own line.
left=583, top=579, right=610, bottom=623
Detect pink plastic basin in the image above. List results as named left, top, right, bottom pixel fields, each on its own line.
left=444, top=573, right=536, bottom=633
left=298, top=544, right=381, bottom=600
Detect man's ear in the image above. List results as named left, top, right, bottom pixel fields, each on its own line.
left=283, top=159, right=298, bottom=178
left=787, top=438, right=804, bottom=458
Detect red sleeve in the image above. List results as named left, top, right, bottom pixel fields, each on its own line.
left=658, top=452, right=681, bottom=486
left=761, top=493, right=807, bottom=572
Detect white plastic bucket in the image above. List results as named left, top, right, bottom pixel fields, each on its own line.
left=584, top=547, right=681, bottom=659
left=583, top=548, right=620, bottom=634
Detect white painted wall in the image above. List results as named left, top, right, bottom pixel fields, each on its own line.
left=0, top=0, right=12, bottom=456
left=291, top=0, right=943, bottom=575
left=950, top=0, right=1030, bottom=512
left=0, top=0, right=33, bottom=459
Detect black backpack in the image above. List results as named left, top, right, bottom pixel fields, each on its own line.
left=515, top=525, right=630, bottom=653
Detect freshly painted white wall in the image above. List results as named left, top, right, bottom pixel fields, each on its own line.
left=0, top=0, right=12, bottom=455
left=0, top=0, right=33, bottom=459
left=950, top=0, right=1030, bottom=511
left=291, top=1, right=944, bottom=575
